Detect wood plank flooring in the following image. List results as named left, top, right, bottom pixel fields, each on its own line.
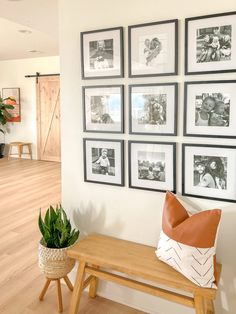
left=0, top=158, right=145, bottom=314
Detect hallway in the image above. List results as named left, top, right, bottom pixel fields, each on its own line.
left=0, top=158, right=144, bottom=314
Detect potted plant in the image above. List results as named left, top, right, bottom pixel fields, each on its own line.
left=38, top=204, right=80, bottom=279
left=0, top=96, right=14, bottom=158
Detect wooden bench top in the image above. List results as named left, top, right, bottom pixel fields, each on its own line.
left=67, top=233, right=221, bottom=299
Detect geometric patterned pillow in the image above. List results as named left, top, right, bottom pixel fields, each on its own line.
left=156, top=191, right=221, bottom=289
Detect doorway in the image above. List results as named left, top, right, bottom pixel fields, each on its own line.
left=36, top=75, right=61, bottom=162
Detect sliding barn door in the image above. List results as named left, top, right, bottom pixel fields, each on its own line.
left=37, top=76, right=61, bottom=162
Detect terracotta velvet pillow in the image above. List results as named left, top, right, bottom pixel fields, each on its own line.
left=156, top=191, right=221, bottom=288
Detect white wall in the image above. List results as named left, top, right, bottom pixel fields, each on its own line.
left=59, top=1, right=236, bottom=313
left=0, top=56, right=60, bottom=158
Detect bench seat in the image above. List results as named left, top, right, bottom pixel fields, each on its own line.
left=67, top=233, right=221, bottom=314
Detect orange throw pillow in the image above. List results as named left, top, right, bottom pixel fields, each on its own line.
left=156, top=191, right=221, bottom=288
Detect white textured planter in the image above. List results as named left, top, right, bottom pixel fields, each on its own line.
left=38, top=240, right=76, bottom=279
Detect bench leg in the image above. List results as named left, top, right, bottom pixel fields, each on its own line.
left=69, top=261, right=86, bottom=314
left=27, top=144, right=33, bottom=160
left=8, top=145, right=12, bottom=160
left=205, top=299, right=215, bottom=314
left=18, top=145, right=22, bottom=158
left=194, top=294, right=206, bottom=314
left=89, top=265, right=99, bottom=298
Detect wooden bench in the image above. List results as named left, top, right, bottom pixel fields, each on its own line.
left=67, top=234, right=221, bottom=314
left=8, top=142, right=32, bottom=160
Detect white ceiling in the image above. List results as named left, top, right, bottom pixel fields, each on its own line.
left=0, top=0, right=59, bottom=60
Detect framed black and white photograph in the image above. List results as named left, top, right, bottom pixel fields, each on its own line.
left=185, top=11, right=236, bottom=75
left=184, top=80, right=236, bottom=138
left=129, top=83, right=178, bottom=135
left=129, top=141, right=176, bottom=192
left=81, top=27, right=124, bottom=79
left=128, top=19, right=178, bottom=77
left=182, top=144, right=236, bottom=202
left=83, top=138, right=124, bottom=186
left=83, top=85, right=124, bottom=133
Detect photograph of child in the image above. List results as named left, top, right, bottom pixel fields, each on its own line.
left=92, top=148, right=115, bottom=176
left=193, top=155, right=227, bottom=189
left=89, top=39, right=114, bottom=69
left=195, top=93, right=230, bottom=127
left=196, top=25, right=232, bottom=63
left=90, top=95, right=114, bottom=124
left=134, top=93, right=167, bottom=126
left=138, top=151, right=166, bottom=182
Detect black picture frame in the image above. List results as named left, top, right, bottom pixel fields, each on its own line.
left=128, top=140, right=176, bottom=193
left=83, top=138, right=124, bottom=187
left=82, top=85, right=124, bottom=134
left=128, top=19, right=178, bottom=78
left=81, top=26, right=124, bottom=79
left=184, top=80, right=236, bottom=138
left=182, top=143, right=236, bottom=203
left=129, top=82, right=178, bottom=136
left=185, top=11, right=236, bottom=75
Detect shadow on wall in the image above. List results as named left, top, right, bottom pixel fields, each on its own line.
left=215, top=207, right=236, bottom=314
left=71, top=201, right=125, bottom=294
left=72, top=201, right=124, bottom=240
left=178, top=195, right=236, bottom=314
left=176, top=193, right=202, bottom=215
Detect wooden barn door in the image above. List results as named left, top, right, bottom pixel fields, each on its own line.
left=37, top=76, right=61, bottom=162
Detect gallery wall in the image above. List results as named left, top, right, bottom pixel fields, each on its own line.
left=59, top=0, right=236, bottom=313
left=0, top=56, right=59, bottom=159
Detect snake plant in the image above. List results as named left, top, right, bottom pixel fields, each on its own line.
left=38, top=205, right=79, bottom=249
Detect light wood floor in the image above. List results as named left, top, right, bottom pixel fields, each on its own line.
left=0, top=158, right=145, bottom=314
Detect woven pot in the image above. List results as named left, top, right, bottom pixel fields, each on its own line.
left=38, top=240, right=75, bottom=279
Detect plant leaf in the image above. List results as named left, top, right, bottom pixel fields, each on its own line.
left=38, top=204, right=80, bottom=248
left=68, top=230, right=80, bottom=246
left=44, top=209, right=50, bottom=228
left=38, top=210, right=45, bottom=237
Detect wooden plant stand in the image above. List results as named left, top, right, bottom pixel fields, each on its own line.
left=39, top=275, right=73, bottom=313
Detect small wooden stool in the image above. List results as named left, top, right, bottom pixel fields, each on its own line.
left=8, top=142, right=32, bottom=160
left=39, top=275, right=74, bottom=313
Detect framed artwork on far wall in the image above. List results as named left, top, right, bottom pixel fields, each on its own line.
left=129, top=141, right=176, bottom=193
left=128, top=19, right=178, bottom=77
left=185, top=11, right=236, bottom=75
left=2, top=88, right=21, bottom=122
left=184, top=80, right=236, bottom=138
left=83, top=138, right=124, bottom=187
left=129, top=83, right=178, bottom=135
left=83, top=85, right=124, bottom=133
left=182, top=144, right=236, bottom=202
left=81, top=26, right=124, bottom=79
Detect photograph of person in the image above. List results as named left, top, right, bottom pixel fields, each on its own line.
left=92, top=148, right=115, bottom=176
left=196, top=25, right=232, bottom=63
left=193, top=155, right=227, bottom=189
left=134, top=94, right=167, bottom=126
left=143, top=37, right=162, bottom=66
left=90, top=95, right=114, bottom=124
left=138, top=151, right=166, bottom=182
left=89, top=39, right=114, bottom=69
left=195, top=93, right=230, bottom=127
